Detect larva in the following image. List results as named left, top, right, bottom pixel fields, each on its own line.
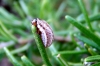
left=31, top=18, right=54, bottom=47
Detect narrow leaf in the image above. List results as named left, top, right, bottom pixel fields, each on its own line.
left=65, top=16, right=100, bottom=47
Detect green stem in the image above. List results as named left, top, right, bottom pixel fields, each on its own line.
left=78, top=0, right=93, bottom=32
left=31, top=25, right=52, bottom=66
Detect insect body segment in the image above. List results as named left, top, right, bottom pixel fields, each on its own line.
left=32, top=18, right=54, bottom=47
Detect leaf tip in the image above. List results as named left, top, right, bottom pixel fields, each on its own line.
left=31, top=25, right=36, bottom=33
left=65, top=15, right=69, bottom=19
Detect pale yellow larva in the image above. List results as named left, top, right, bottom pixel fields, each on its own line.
left=31, top=18, right=54, bottom=47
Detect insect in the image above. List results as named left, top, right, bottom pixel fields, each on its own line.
left=31, top=18, right=54, bottom=47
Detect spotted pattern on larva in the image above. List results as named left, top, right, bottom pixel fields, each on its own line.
left=31, top=18, right=54, bottom=47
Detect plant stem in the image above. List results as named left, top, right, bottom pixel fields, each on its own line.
left=31, top=25, right=52, bottom=66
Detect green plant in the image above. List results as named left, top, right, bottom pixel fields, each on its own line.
left=1, top=0, right=100, bottom=66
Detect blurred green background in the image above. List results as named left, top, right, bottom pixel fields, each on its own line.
left=0, top=0, right=100, bottom=66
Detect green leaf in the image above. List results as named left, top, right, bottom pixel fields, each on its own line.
left=65, top=16, right=100, bottom=47
left=75, top=35, right=100, bottom=50
left=3, top=47, right=23, bottom=66
left=54, top=50, right=87, bottom=55
left=79, top=13, right=100, bottom=23
left=0, top=21, right=18, bottom=42
left=11, top=43, right=30, bottom=54
left=92, top=62, right=100, bottom=66
left=21, top=55, right=35, bottom=66
left=78, top=0, right=93, bottom=31
left=85, top=55, right=100, bottom=62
